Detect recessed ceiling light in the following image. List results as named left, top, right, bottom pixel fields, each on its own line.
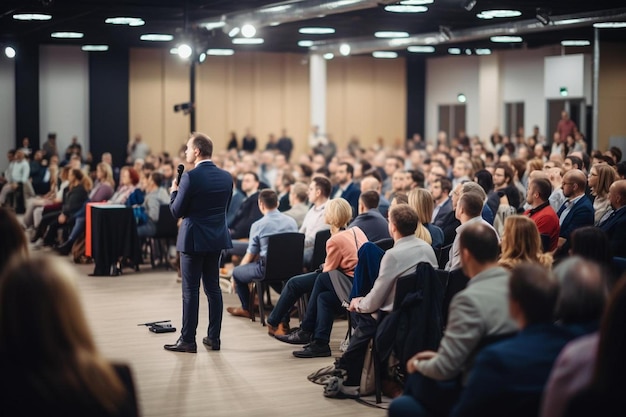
left=5, top=47, right=16, bottom=58
left=13, top=13, right=52, bottom=21
left=561, top=40, right=591, bottom=46
left=323, top=53, right=334, bottom=60
left=299, top=27, right=335, bottom=35
left=298, top=40, right=314, bottom=47
left=490, top=36, right=523, bottom=43
left=448, top=48, right=461, bottom=55
left=105, top=17, right=145, bottom=26
left=477, top=10, right=522, bottom=19
left=374, top=31, right=410, bottom=38
left=457, top=93, right=467, bottom=103
left=475, top=48, right=492, bottom=55
left=207, top=49, right=235, bottom=56
left=372, top=51, right=398, bottom=59
left=407, top=45, right=435, bottom=53
left=241, top=23, right=256, bottom=38
left=400, top=0, right=434, bottom=4
left=177, top=44, right=192, bottom=59
left=465, top=48, right=472, bottom=55
left=51, top=32, right=84, bottom=39
left=232, top=38, right=264, bottom=44
left=593, top=22, right=626, bottom=28
left=140, top=34, right=174, bottom=41
left=384, top=5, right=428, bottom=13
left=81, top=45, right=109, bottom=52
left=339, top=43, right=351, bottom=56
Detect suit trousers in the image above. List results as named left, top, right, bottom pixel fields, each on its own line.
left=180, top=251, right=223, bottom=342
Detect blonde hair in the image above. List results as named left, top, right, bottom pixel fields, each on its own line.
left=499, top=215, right=552, bottom=269
left=97, top=162, right=115, bottom=188
left=407, top=188, right=433, bottom=245
left=325, top=198, right=353, bottom=229
left=0, top=255, right=128, bottom=413
left=591, top=163, right=618, bottom=198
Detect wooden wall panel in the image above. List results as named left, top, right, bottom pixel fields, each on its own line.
left=196, top=57, right=230, bottom=145
left=598, top=42, right=626, bottom=151
left=162, top=54, right=192, bottom=155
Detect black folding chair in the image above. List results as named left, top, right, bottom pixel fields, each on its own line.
left=147, top=204, right=178, bottom=269
left=249, top=232, right=305, bottom=325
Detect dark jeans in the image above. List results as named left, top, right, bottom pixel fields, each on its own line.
left=266, top=271, right=318, bottom=327
left=180, top=251, right=223, bottom=342
left=389, top=373, right=462, bottom=417
left=232, top=260, right=264, bottom=310
left=300, top=272, right=344, bottom=344
left=336, top=312, right=378, bottom=386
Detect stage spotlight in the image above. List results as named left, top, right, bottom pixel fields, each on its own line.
left=536, top=8, right=551, bottom=26
left=463, top=0, right=477, bottom=12
left=5, top=46, right=16, bottom=58
left=177, top=43, right=192, bottom=59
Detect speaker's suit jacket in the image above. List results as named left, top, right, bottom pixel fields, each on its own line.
left=170, top=160, right=233, bottom=253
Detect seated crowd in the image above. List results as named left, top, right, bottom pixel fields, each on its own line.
left=2, top=123, right=626, bottom=416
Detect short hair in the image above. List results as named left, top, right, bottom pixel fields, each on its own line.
left=389, top=204, right=419, bottom=237
left=360, top=190, right=380, bottom=210
left=570, top=226, right=612, bottom=268
left=312, top=176, right=331, bottom=198
left=281, top=172, right=296, bottom=188
left=290, top=182, right=308, bottom=203
left=435, top=177, right=453, bottom=194
left=392, top=192, right=408, bottom=205
left=243, top=171, right=259, bottom=183
left=510, top=263, right=559, bottom=324
left=458, top=192, right=483, bottom=218
left=531, top=178, right=552, bottom=202
left=325, top=198, right=353, bottom=229
left=609, top=146, right=622, bottom=163
left=461, top=181, right=487, bottom=201
left=617, top=161, right=626, bottom=178
left=363, top=168, right=383, bottom=183
left=409, top=169, right=425, bottom=188
left=190, top=132, right=213, bottom=157
left=340, top=162, right=354, bottom=178
left=494, top=162, right=514, bottom=183
left=565, top=155, right=583, bottom=169
left=553, top=257, right=608, bottom=324
left=150, top=172, right=164, bottom=188
left=258, top=189, right=278, bottom=209
left=459, top=223, right=500, bottom=264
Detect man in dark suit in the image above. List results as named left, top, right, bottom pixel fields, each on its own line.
left=450, top=263, right=576, bottom=417
left=555, top=169, right=594, bottom=258
left=331, top=162, right=361, bottom=219
left=164, top=133, right=233, bottom=353
left=349, top=190, right=390, bottom=242
left=598, top=179, right=626, bottom=258
left=229, top=171, right=263, bottom=240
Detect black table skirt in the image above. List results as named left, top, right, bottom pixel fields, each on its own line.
left=91, top=205, right=141, bottom=276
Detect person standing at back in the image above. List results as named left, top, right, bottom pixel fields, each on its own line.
left=164, top=133, right=233, bottom=353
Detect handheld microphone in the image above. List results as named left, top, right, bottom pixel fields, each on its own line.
left=176, top=164, right=184, bottom=185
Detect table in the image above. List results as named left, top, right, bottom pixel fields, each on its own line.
left=87, top=203, right=141, bottom=276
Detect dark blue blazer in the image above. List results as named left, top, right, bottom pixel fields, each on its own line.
left=229, top=190, right=263, bottom=239
left=558, top=195, right=594, bottom=241
left=349, top=209, right=390, bottom=242
left=451, top=323, right=576, bottom=417
left=170, top=161, right=233, bottom=253
left=599, top=206, right=626, bottom=258
left=433, top=198, right=453, bottom=229
left=332, top=181, right=361, bottom=219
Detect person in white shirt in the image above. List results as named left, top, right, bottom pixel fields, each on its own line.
left=300, top=176, right=332, bottom=268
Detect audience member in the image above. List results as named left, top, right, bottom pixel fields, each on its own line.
left=0, top=255, right=139, bottom=416
left=588, top=163, right=617, bottom=225
left=555, top=169, right=594, bottom=258
left=349, top=190, right=390, bottom=242
left=408, top=188, right=444, bottom=249
left=451, top=263, right=574, bottom=417
left=136, top=172, right=170, bottom=238
left=524, top=177, right=560, bottom=252
left=109, top=166, right=140, bottom=205
left=498, top=215, right=552, bottom=270
left=300, top=176, right=332, bottom=268
left=568, top=227, right=613, bottom=272
left=598, top=179, right=626, bottom=258
left=283, top=182, right=309, bottom=228
left=0, top=207, right=28, bottom=269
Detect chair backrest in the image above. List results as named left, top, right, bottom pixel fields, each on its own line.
left=437, top=243, right=453, bottom=270
left=310, top=229, right=331, bottom=270
left=373, top=237, right=394, bottom=251
left=540, top=233, right=551, bottom=253
left=442, top=268, right=469, bottom=325
left=393, top=272, right=419, bottom=309
left=154, top=204, right=178, bottom=237
left=263, top=232, right=305, bottom=283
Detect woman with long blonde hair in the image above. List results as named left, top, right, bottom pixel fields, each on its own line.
left=588, top=163, right=618, bottom=225
left=499, top=215, right=552, bottom=269
left=0, top=255, right=138, bottom=416
left=408, top=188, right=444, bottom=249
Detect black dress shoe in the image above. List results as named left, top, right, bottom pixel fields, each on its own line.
left=293, top=340, right=331, bottom=358
left=202, top=337, right=221, bottom=351
left=164, top=337, right=197, bottom=353
left=275, top=328, right=312, bottom=345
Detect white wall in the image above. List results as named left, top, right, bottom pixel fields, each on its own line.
left=39, top=45, right=89, bottom=160
left=501, top=46, right=560, bottom=140
left=425, top=55, right=479, bottom=143
left=0, top=56, right=16, bottom=173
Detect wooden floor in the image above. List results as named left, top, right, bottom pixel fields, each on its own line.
left=59, top=258, right=388, bottom=417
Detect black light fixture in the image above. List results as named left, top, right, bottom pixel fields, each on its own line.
left=463, top=0, right=477, bottom=12
left=536, top=8, right=551, bottom=26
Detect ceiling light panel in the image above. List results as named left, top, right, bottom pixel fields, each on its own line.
left=448, top=48, right=461, bottom=54
left=374, top=31, right=409, bottom=38
left=13, top=13, right=52, bottom=21
left=298, top=40, right=314, bottom=47
left=561, top=40, right=591, bottom=46
left=298, top=27, right=336, bottom=34
left=372, top=51, right=398, bottom=58
left=81, top=45, right=109, bottom=51
left=384, top=5, right=428, bottom=13
left=207, top=49, right=235, bottom=56
left=400, top=0, right=434, bottom=4
left=232, top=38, right=264, bottom=44
left=407, top=46, right=435, bottom=53
left=140, top=34, right=173, bottom=41
left=105, top=17, right=145, bottom=26
left=593, top=22, right=626, bottom=28
left=51, top=32, right=84, bottom=39
left=477, top=10, right=522, bottom=19
left=490, top=36, right=523, bottom=43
